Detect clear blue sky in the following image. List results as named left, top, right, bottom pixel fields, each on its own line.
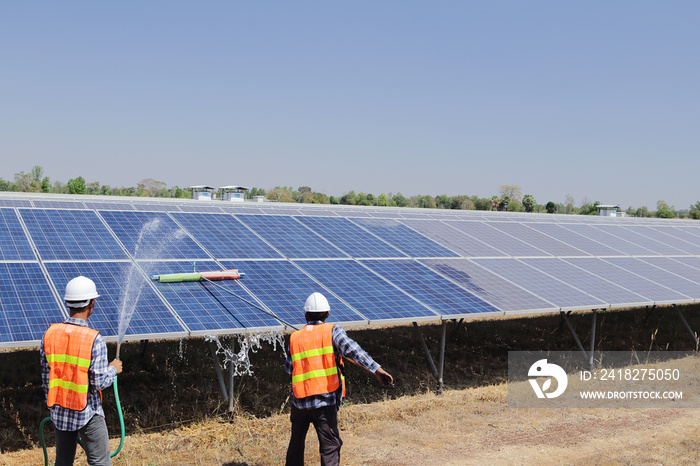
left=1, top=2, right=698, bottom=210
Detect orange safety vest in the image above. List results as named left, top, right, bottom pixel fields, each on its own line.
left=290, top=323, right=345, bottom=399
left=44, top=323, right=99, bottom=411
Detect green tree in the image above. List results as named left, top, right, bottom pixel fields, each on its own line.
left=313, top=192, right=330, bottom=204
left=655, top=200, right=676, bottom=218
left=0, top=178, right=15, bottom=191
left=392, top=192, right=410, bottom=208
left=450, top=195, right=474, bottom=210
left=522, top=194, right=536, bottom=213
left=340, top=191, right=357, bottom=205
left=41, top=177, right=51, bottom=193
left=490, top=196, right=500, bottom=211
left=498, top=185, right=522, bottom=203
left=329, top=196, right=339, bottom=205
left=689, top=201, right=700, bottom=220
left=545, top=201, right=557, bottom=214
left=435, top=194, right=450, bottom=209
left=66, top=176, right=86, bottom=194
left=266, top=186, right=295, bottom=203
left=472, top=196, right=490, bottom=211
left=377, top=193, right=389, bottom=207
left=14, top=171, right=38, bottom=192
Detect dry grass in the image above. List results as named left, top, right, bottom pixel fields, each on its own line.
left=2, top=305, right=700, bottom=464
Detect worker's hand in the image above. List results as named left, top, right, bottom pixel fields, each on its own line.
left=374, top=367, right=394, bottom=387
left=109, top=359, right=123, bottom=374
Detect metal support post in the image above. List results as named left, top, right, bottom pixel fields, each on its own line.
left=438, top=320, right=447, bottom=394
left=208, top=341, right=229, bottom=401
left=644, top=304, right=657, bottom=321
left=412, top=322, right=439, bottom=379
left=560, top=311, right=588, bottom=359
left=228, top=338, right=236, bottom=412
left=675, top=305, right=699, bottom=349
left=589, top=310, right=598, bottom=371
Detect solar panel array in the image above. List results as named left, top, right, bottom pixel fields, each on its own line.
left=1, top=193, right=700, bottom=348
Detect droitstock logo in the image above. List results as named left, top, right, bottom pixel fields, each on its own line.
left=528, top=359, right=568, bottom=399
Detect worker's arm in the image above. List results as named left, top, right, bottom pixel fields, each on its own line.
left=89, top=334, right=120, bottom=391
left=332, top=325, right=393, bottom=385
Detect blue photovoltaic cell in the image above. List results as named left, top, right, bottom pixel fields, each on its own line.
left=597, top=225, right=688, bottom=255
left=399, top=219, right=506, bottom=257
left=148, top=261, right=281, bottom=332
left=419, top=259, right=556, bottom=313
left=32, top=200, right=86, bottom=209
left=172, top=213, right=283, bottom=259
left=20, top=209, right=128, bottom=260
left=350, top=218, right=459, bottom=258
left=603, top=257, right=700, bottom=299
left=295, top=216, right=406, bottom=258
left=559, top=224, right=657, bottom=256
left=45, top=262, right=186, bottom=339
left=637, top=226, right=700, bottom=255
left=471, top=258, right=606, bottom=309
left=0, top=199, right=32, bottom=208
left=360, top=259, right=502, bottom=317
left=637, top=257, right=700, bottom=287
left=563, top=258, right=690, bottom=303
left=236, top=215, right=348, bottom=259
left=446, top=221, right=548, bottom=257
left=526, top=223, right=624, bottom=256
left=220, top=260, right=365, bottom=326
left=294, top=260, right=436, bottom=322
left=671, top=256, right=700, bottom=271
left=521, top=258, right=651, bottom=307
left=99, top=210, right=209, bottom=259
left=488, top=222, right=588, bottom=256
left=84, top=202, right=135, bottom=211
left=0, top=263, right=64, bottom=344
left=0, top=208, right=35, bottom=260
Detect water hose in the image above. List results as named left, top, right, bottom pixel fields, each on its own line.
left=40, top=375, right=125, bottom=465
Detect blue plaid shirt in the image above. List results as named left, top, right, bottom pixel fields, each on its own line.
left=40, top=318, right=117, bottom=432
left=285, top=322, right=380, bottom=410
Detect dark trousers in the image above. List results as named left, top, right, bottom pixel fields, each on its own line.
left=286, top=404, right=342, bottom=466
left=54, top=415, right=111, bottom=466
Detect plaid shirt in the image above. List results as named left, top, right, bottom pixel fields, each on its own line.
left=285, top=321, right=380, bottom=410
left=40, top=318, right=117, bottom=432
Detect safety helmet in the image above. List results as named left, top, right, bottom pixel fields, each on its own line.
left=303, top=292, right=330, bottom=313
left=64, top=276, right=100, bottom=302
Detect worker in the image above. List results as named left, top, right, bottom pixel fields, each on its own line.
left=40, top=276, right=123, bottom=466
left=285, top=292, right=393, bottom=466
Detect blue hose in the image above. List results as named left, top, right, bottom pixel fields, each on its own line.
left=40, top=376, right=124, bottom=465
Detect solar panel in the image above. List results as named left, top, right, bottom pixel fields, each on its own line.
left=563, top=258, right=691, bottom=304
left=520, top=258, right=652, bottom=307
left=132, top=203, right=181, bottom=212
left=558, top=224, right=657, bottom=256
left=171, top=213, right=283, bottom=259
left=487, top=222, right=588, bottom=256
left=446, top=221, right=548, bottom=257
left=603, top=257, right=700, bottom=300
left=220, top=260, right=366, bottom=327
left=99, top=210, right=210, bottom=260
left=360, top=259, right=502, bottom=318
left=637, top=257, right=700, bottom=288
left=44, top=261, right=187, bottom=340
left=350, top=218, right=459, bottom=258
left=596, top=225, right=688, bottom=255
left=0, top=263, right=64, bottom=346
left=0, top=208, right=35, bottom=260
left=295, top=216, right=407, bottom=258
left=526, top=222, right=623, bottom=256
left=84, top=202, right=135, bottom=211
left=148, top=261, right=282, bottom=335
left=399, top=219, right=506, bottom=257
left=419, top=259, right=556, bottom=314
left=32, top=200, right=86, bottom=209
left=236, top=215, right=348, bottom=259
left=470, top=258, right=607, bottom=310
left=0, top=199, right=32, bottom=208
left=20, top=209, right=129, bottom=260
left=294, top=259, right=438, bottom=323
left=640, top=226, right=700, bottom=255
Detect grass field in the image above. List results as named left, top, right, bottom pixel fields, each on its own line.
left=2, top=304, right=699, bottom=465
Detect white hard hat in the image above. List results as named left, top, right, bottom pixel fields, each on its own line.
left=64, top=276, right=100, bottom=302
left=303, top=292, right=330, bottom=313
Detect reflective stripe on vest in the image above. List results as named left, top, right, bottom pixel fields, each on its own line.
left=44, top=323, right=98, bottom=411
left=290, top=323, right=344, bottom=398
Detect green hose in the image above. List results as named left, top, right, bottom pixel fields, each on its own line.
left=40, top=376, right=125, bottom=465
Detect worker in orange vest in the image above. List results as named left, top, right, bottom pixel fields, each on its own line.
left=285, top=292, right=393, bottom=466
left=40, top=276, right=122, bottom=465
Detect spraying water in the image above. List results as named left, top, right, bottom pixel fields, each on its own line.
left=206, top=331, right=286, bottom=376
left=116, top=217, right=188, bottom=357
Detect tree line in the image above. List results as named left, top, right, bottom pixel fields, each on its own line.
left=2, top=166, right=699, bottom=219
